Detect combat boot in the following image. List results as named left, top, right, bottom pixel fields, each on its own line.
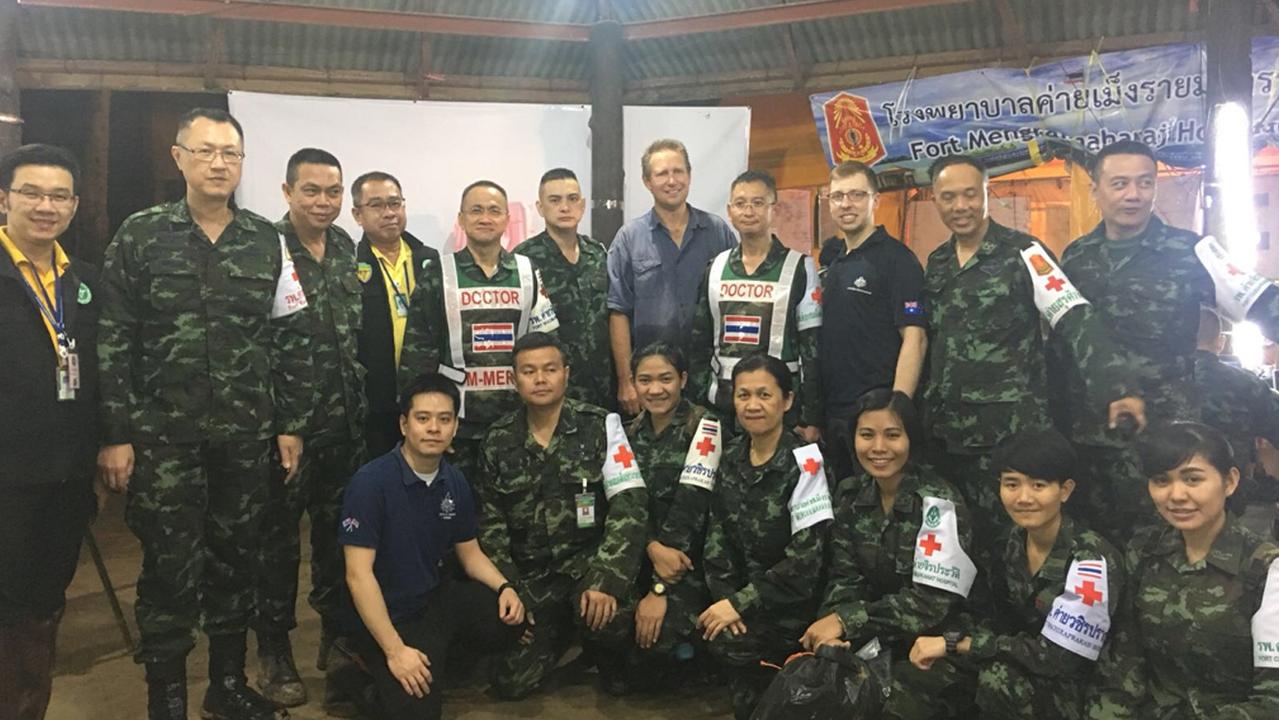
left=256, top=631, right=307, bottom=706
left=145, top=660, right=188, bottom=720
left=203, top=633, right=287, bottom=719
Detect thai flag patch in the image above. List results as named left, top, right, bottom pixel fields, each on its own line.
left=472, top=322, right=515, bottom=353
left=1076, top=560, right=1105, bottom=578
left=723, top=315, right=762, bottom=345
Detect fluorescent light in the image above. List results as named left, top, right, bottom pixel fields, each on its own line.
left=1212, top=101, right=1260, bottom=270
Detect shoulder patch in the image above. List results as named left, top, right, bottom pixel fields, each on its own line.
left=912, top=496, right=977, bottom=598
left=1252, top=554, right=1279, bottom=668
left=788, top=443, right=834, bottom=534
left=1041, top=558, right=1111, bottom=661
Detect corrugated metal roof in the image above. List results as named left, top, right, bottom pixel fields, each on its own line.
left=15, top=0, right=1227, bottom=92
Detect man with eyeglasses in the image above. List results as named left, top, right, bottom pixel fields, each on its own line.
left=817, top=160, right=927, bottom=481
left=352, top=170, right=440, bottom=458
left=514, top=167, right=612, bottom=410
left=0, top=144, right=99, bottom=720
left=252, top=148, right=368, bottom=713
left=689, top=170, right=822, bottom=438
left=607, top=138, right=737, bottom=415
left=97, top=107, right=311, bottom=720
left=399, top=180, right=558, bottom=483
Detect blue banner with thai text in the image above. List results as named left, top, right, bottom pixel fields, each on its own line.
left=810, top=38, right=1279, bottom=184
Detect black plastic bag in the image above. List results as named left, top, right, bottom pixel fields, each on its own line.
left=750, top=639, right=891, bottom=720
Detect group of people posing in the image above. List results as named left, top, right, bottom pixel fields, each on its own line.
left=3, top=103, right=1279, bottom=720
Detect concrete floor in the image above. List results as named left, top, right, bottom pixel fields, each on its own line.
left=47, top=495, right=733, bottom=719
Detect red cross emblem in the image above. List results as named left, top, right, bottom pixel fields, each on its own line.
left=613, top=445, right=634, bottom=468
left=696, top=436, right=716, bottom=456
left=810, top=286, right=822, bottom=304
left=919, top=533, right=942, bottom=557
left=802, top=457, right=822, bottom=475
left=1075, top=580, right=1103, bottom=607
left=1045, top=276, right=1065, bottom=292
left=1227, top=264, right=1244, bottom=276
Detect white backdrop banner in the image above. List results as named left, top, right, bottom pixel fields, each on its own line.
left=228, top=91, right=749, bottom=251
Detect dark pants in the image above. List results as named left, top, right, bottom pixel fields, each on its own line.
left=354, top=580, right=521, bottom=720
left=127, top=440, right=270, bottom=664
left=0, top=478, right=93, bottom=720
left=824, top=412, right=857, bottom=488
left=707, top=615, right=807, bottom=720
left=255, top=439, right=365, bottom=636
left=1072, top=443, right=1159, bottom=546
left=924, top=446, right=1007, bottom=559
left=365, top=411, right=401, bottom=460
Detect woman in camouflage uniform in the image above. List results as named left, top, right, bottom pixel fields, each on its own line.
left=909, top=427, right=1125, bottom=719
left=625, top=342, right=715, bottom=683
left=1087, top=423, right=1279, bottom=719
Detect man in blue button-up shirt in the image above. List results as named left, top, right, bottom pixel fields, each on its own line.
left=607, top=138, right=737, bottom=414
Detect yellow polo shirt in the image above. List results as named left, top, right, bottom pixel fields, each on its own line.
left=370, top=238, right=415, bottom=364
left=0, top=225, right=70, bottom=353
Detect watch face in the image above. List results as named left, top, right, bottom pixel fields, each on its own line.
left=653, top=582, right=666, bottom=596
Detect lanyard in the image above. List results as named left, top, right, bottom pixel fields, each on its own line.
left=378, top=255, right=412, bottom=304
left=19, top=248, right=69, bottom=357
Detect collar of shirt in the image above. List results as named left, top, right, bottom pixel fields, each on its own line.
left=1008, top=514, right=1078, bottom=584
left=1149, top=513, right=1248, bottom=575
left=528, top=230, right=602, bottom=259
left=0, top=225, right=70, bottom=281
left=731, top=431, right=800, bottom=481
left=166, top=198, right=259, bottom=235
left=633, top=398, right=693, bottom=443
left=823, top=225, right=890, bottom=264
left=370, top=237, right=411, bottom=269
left=645, top=204, right=710, bottom=232
left=1080, top=216, right=1168, bottom=250
left=392, top=443, right=454, bottom=488
left=729, top=236, right=788, bottom=276
left=935, top=220, right=1010, bottom=269
left=516, top=400, right=583, bottom=455
left=455, top=244, right=516, bottom=275
left=276, top=214, right=342, bottom=266
left=851, top=464, right=924, bottom=515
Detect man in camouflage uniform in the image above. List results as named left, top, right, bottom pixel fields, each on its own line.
left=1049, top=140, right=1213, bottom=542
left=689, top=170, right=822, bottom=438
left=514, top=167, right=612, bottom=409
left=477, top=332, right=648, bottom=698
left=253, top=148, right=367, bottom=710
left=399, top=180, right=558, bottom=483
left=97, top=108, right=311, bottom=720
left=1194, top=306, right=1279, bottom=506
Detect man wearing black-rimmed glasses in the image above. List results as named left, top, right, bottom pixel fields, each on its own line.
left=351, top=171, right=441, bottom=458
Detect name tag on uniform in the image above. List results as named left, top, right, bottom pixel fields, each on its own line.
left=57, top=351, right=80, bottom=401
left=394, top=294, right=409, bottom=318
left=575, top=493, right=596, bottom=528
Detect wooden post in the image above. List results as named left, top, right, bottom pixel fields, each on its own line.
left=1203, top=0, right=1254, bottom=240
left=590, top=17, right=624, bottom=244
left=82, top=89, right=111, bottom=263
left=0, top=0, right=22, bottom=155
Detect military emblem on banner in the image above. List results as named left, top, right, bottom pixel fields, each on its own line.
left=822, top=92, right=887, bottom=165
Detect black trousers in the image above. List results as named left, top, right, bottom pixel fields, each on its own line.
left=354, top=580, right=521, bottom=720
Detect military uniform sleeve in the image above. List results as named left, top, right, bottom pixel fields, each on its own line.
left=703, top=493, right=742, bottom=602
left=687, top=265, right=715, bottom=409
left=844, top=493, right=975, bottom=644
left=397, top=265, right=444, bottom=396
left=1209, top=552, right=1279, bottom=720
left=582, top=483, right=649, bottom=599
left=1086, top=544, right=1148, bottom=720
left=971, top=546, right=1125, bottom=681
left=270, top=244, right=316, bottom=435
left=820, top=477, right=873, bottom=628
left=657, top=483, right=711, bottom=558
left=792, top=259, right=823, bottom=428
left=96, top=225, right=143, bottom=444
left=476, top=440, right=520, bottom=587
left=730, top=520, right=828, bottom=615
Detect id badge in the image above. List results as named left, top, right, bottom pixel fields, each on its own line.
left=65, top=351, right=81, bottom=390
left=394, top=294, right=409, bottom=318
left=56, top=364, right=76, bottom=401
left=575, top=492, right=596, bottom=528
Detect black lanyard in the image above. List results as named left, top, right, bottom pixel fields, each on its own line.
left=377, top=255, right=412, bottom=304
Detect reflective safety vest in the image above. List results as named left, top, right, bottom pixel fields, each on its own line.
left=706, top=248, right=821, bottom=405
left=437, top=252, right=555, bottom=421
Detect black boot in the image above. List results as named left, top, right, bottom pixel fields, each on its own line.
left=145, top=660, right=188, bottom=720
left=316, top=626, right=334, bottom=671
left=203, top=633, right=287, bottom=719
left=256, top=631, right=307, bottom=707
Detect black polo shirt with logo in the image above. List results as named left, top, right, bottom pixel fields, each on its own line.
left=817, top=225, right=927, bottom=418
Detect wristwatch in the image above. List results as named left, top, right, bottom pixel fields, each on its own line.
left=943, top=631, right=963, bottom=655
left=651, top=582, right=667, bottom=597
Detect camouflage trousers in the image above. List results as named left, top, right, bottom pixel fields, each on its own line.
left=126, top=440, right=270, bottom=664
left=254, top=438, right=365, bottom=636
left=878, top=658, right=976, bottom=719
left=924, top=447, right=1008, bottom=564
left=706, top=614, right=808, bottom=720
left=623, top=573, right=710, bottom=687
left=490, top=574, right=635, bottom=700
left=1072, top=443, right=1159, bottom=546
left=885, top=655, right=1079, bottom=720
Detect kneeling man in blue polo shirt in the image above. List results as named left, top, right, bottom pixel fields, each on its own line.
left=339, top=373, right=527, bottom=720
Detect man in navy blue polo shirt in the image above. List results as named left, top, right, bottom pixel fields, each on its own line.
left=339, top=373, right=526, bottom=720
left=818, top=160, right=927, bottom=480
